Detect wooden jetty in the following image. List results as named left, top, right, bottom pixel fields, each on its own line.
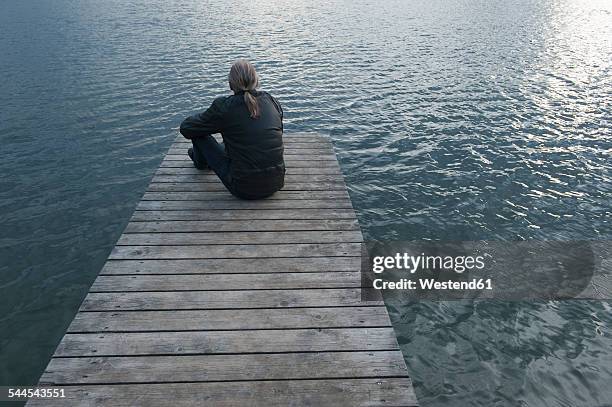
left=31, top=133, right=418, bottom=406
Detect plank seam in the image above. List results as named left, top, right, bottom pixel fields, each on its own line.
left=66, top=325, right=394, bottom=333
left=53, top=349, right=402, bottom=359
left=88, top=287, right=365, bottom=293
left=40, top=375, right=412, bottom=387
left=98, top=271, right=360, bottom=275
left=78, top=305, right=385, bottom=312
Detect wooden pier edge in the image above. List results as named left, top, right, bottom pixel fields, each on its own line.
left=30, top=133, right=418, bottom=406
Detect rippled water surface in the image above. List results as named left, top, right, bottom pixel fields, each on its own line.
left=1, top=0, right=610, bottom=405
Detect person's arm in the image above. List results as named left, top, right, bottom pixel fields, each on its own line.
left=269, top=94, right=284, bottom=133
left=179, top=97, right=225, bottom=139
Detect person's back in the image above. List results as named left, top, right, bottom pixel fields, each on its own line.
left=220, top=90, right=284, bottom=171
left=179, top=59, right=285, bottom=200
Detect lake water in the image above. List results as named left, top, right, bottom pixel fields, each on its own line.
left=1, top=0, right=610, bottom=405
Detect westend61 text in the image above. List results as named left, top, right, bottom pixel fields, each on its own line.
left=372, top=278, right=493, bottom=291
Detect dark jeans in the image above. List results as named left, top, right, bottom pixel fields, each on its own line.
left=190, top=135, right=285, bottom=200
left=190, top=135, right=232, bottom=190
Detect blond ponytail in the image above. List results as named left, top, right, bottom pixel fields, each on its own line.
left=243, top=90, right=260, bottom=119
left=228, top=59, right=260, bottom=119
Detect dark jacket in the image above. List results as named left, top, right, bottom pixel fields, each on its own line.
left=180, top=91, right=285, bottom=199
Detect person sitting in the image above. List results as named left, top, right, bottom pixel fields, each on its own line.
left=179, top=59, right=285, bottom=200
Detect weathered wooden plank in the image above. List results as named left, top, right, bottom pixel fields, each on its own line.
left=120, top=226, right=358, bottom=241
left=130, top=209, right=357, bottom=221
left=175, top=133, right=331, bottom=142
left=55, top=327, right=397, bottom=357
left=80, top=288, right=374, bottom=311
left=175, top=139, right=332, bottom=146
left=116, top=231, right=362, bottom=246
left=147, top=182, right=347, bottom=192
left=160, top=159, right=342, bottom=168
left=141, top=190, right=347, bottom=200
left=168, top=148, right=336, bottom=156
left=100, top=257, right=361, bottom=275
left=174, top=137, right=331, bottom=145
left=167, top=148, right=333, bottom=156
left=40, top=351, right=408, bottom=384
left=156, top=166, right=342, bottom=176
left=109, top=243, right=362, bottom=260
left=142, top=191, right=349, bottom=201
left=124, top=219, right=360, bottom=233
left=283, top=135, right=331, bottom=140
left=163, top=153, right=338, bottom=161
left=90, top=272, right=359, bottom=292
left=136, top=199, right=353, bottom=210
left=142, top=190, right=348, bottom=200
left=281, top=138, right=332, bottom=143
left=27, top=378, right=418, bottom=407
left=174, top=144, right=333, bottom=152
left=68, top=307, right=391, bottom=332
left=151, top=174, right=344, bottom=184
